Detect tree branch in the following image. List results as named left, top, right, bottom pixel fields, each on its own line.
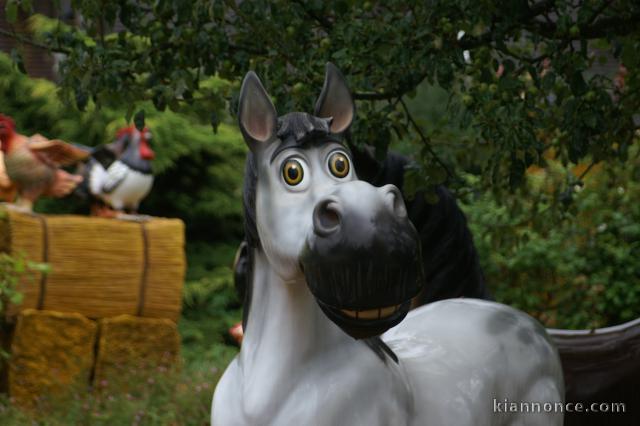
left=398, top=97, right=459, bottom=183
left=354, top=71, right=429, bottom=101
left=527, top=0, right=558, bottom=18
left=496, top=44, right=546, bottom=64
left=353, top=91, right=394, bottom=100
left=0, top=27, right=70, bottom=54
left=586, top=0, right=614, bottom=26
left=527, top=11, right=640, bottom=39
left=291, top=0, right=333, bottom=30
left=459, top=0, right=557, bottom=49
left=577, top=160, right=597, bottom=181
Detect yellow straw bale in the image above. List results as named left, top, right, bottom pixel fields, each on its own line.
left=94, top=315, right=180, bottom=391
left=0, top=207, right=185, bottom=321
left=8, top=309, right=97, bottom=408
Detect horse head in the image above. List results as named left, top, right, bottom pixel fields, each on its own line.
left=238, top=63, right=425, bottom=339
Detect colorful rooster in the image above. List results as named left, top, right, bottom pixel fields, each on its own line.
left=0, top=114, right=89, bottom=210
left=84, top=125, right=155, bottom=216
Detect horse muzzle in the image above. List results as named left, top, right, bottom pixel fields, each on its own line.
left=300, top=182, right=425, bottom=339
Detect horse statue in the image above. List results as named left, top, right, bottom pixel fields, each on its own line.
left=212, top=63, right=564, bottom=425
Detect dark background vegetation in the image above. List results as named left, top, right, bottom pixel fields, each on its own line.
left=0, top=0, right=639, bottom=424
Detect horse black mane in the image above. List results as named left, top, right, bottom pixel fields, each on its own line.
left=236, top=112, right=488, bottom=361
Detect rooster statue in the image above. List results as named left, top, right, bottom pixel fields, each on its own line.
left=83, top=125, right=155, bottom=217
left=0, top=114, right=89, bottom=210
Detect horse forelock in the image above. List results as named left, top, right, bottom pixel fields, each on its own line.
left=276, top=112, right=333, bottom=145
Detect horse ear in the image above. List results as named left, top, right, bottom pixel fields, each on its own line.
left=314, top=63, right=355, bottom=134
left=238, top=71, right=278, bottom=151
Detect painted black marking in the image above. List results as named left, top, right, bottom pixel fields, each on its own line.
left=363, top=337, right=399, bottom=364
left=486, top=309, right=519, bottom=334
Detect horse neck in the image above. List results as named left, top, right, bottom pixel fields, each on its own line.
left=239, top=248, right=351, bottom=384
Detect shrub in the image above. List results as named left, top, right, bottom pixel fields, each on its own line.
left=462, top=145, right=640, bottom=329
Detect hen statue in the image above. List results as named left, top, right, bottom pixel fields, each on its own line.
left=0, top=114, right=89, bottom=210
left=83, top=125, right=155, bottom=217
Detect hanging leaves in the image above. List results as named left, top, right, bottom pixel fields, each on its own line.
left=4, top=0, right=639, bottom=200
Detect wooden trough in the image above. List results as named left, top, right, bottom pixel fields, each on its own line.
left=549, top=318, right=640, bottom=426
left=0, top=206, right=186, bottom=321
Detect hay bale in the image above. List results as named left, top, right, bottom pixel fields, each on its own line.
left=8, top=309, right=97, bottom=408
left=0, top=207, right=185, bottom=321
left=94, top=315, right=180, bottom=391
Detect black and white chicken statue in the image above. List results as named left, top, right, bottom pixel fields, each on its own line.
left=85, top=125, right=155, bottom=217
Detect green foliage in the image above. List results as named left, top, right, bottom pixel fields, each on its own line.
left=0, top=251, right=48, bottom=316
left=0, top=52, right=113, bottom=148
left=137, top=112, right=245, bottom=243
left=5, top=1, right=638, bottom=201
left=0, top=249, right=48, bottom=359
left=183, top=268, right=240, bottom=318
left=185, top=241, right=238, bottom=282
left=180, top=242, right=242, bottom=367
left=461, top=145, right=640, bottom=329
left=181, top=242, right=242, bottom=349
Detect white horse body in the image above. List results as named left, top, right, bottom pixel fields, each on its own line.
left=385, top=299, right=564, bottom=426
left=213, top=251, right=563, bottom=425
left=212, top=64, right=564, bottom=425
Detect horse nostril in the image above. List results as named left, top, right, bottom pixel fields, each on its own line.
left=383, top=185, right=407, bottom=218
left=313, top=199, right=341, bottom=237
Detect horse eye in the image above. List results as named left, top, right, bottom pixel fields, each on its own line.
left=328, top=152, right=350, bottom=178
left=282, top=159, right=304, bottom=186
